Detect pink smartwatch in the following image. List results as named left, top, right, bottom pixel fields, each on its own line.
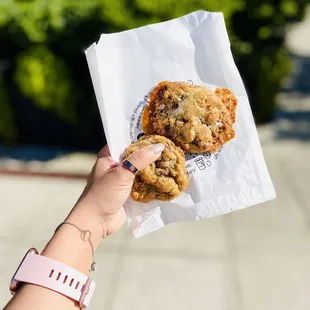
left=10, top=248, right=96, bottom=308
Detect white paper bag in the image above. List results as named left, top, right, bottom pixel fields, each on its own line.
left=85, top=10, right=276, bottom=238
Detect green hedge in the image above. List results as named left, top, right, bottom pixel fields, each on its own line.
left=0, top=0, right=308, bottom=143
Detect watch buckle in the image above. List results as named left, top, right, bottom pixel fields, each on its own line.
left=79, top=278, right=92, bottom=308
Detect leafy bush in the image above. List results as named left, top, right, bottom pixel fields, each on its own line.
left=15, top=46, right=76, bottom=122
left=231, top=0, right=308, bottom=122
left=0, top=0, right=308, bottom=144
left=0, top=76, right=17, bottom=142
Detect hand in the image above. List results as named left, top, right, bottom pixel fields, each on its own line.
left=70, top=143, right=165, bottom=237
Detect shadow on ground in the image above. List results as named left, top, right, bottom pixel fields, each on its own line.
left=286, top=55, right=310, bottom=95
left=275, top=54, right=310, bottom=141
left=0, top=145, right=71, bottom=162
left=275, top=109, right=310, bottom=141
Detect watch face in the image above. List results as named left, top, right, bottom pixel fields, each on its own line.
left=10, top=248, right=38, bottom=293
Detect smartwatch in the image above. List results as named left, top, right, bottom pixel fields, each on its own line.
left=10, top=248, right=96, bottom=308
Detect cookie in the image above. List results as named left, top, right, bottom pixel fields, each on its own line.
left=126, top=135, right=189, bottom=203
left=215, top=88, right=238, bottom=124
left=142, top=81, right=237, bottom=153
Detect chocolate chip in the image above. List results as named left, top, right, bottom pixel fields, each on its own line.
left=193, top=139, right=201, bottom=146
left=157, top=85, right=168, bottom=99
left=135, top=175, right=143, bottom=183
left=165, top=124, right=171, bottom=132
left=172, top=103, right=179, bottom=110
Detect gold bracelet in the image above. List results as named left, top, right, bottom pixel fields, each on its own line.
left=55, top=221, right=96, bottom=272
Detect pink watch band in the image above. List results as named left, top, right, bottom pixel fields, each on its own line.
left=14, top=253, right=96, bottom=308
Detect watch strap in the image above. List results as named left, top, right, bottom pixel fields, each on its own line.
left=14, top=253, right=95, bottom=308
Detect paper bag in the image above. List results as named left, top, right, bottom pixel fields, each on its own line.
left=85, top=10, right=276, bottom=238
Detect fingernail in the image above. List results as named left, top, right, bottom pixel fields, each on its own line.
left=152, top=143, right=165, bottom=154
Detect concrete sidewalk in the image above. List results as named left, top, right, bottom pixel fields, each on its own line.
left=0, top=119, right=309, bottom=310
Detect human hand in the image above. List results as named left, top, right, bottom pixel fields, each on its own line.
left=69, top=143, right=165, bottom=238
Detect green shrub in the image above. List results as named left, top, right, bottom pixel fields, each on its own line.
left=0, top=0, right=308, bottom=142
left=15, top=46, right=77, bottom=123
left=0, top=76, right=17, bottom=143
left=231, top=0, right=308, bottom=123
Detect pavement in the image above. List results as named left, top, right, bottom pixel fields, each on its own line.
left=0, top=101, right=310, bottom=310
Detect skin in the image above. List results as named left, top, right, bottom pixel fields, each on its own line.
left=4, top=143, right=165, bottom=310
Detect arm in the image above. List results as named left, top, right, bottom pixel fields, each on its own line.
left=4, top=143, right=164, bottom=310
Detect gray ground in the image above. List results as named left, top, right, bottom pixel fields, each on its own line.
left=1, top=102, right=309, bottom=310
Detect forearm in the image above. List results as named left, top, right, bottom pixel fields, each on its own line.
left=5, top=203, right=103, bottom=310
left=4, top=143, right=156, bottom=310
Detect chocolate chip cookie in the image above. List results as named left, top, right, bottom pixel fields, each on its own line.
left=142, top=81, right=237, bottom=153
left=126, top=135, right=189, bottom=203
left=215, top=87, right=238, bottom=124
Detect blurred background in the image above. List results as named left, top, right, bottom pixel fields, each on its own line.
left=0, top=0, right=309, bottom=150
left=1, top=1, right=310, bottom=309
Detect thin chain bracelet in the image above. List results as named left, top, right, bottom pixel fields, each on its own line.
left=55, top=221, right=96, bottom=272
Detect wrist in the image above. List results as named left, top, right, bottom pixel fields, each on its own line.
left=41, top=201, right=106, bottom=272
left=73, top=196, right=126, bottom=237
left=40, top=203, right=107, bottom=274
left=41, top=224, right=95, bottom=274
left=66, top=201, right=107, bottom=244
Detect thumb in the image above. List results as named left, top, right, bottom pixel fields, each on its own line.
left=117, top=143, right=165, bottom=179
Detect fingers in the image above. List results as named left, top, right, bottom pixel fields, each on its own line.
left=98, top=145, right=111, bottom=158
left=98, top=145, right=127, bottom=163
left=95, top=145, right=118, bottom=176
left=126, top=143, right=165, bottom=170
left=117, top=143, right=165, bottom=179
left=119, top=148, right=127, bottom=162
